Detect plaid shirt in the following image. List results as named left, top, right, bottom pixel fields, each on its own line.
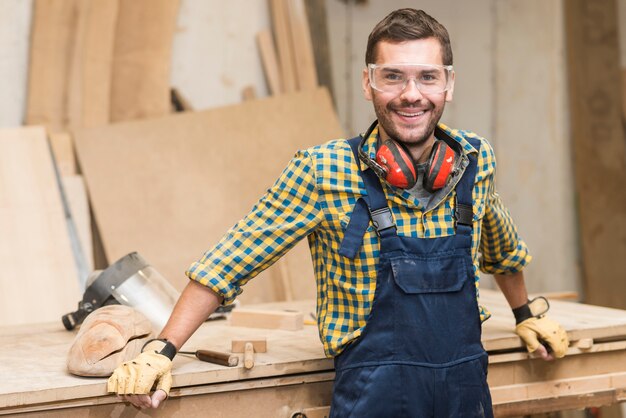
left=186, top=123, right=531, bottom=357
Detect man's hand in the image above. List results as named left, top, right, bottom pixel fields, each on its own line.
left=516, top=315, right=569, bottom=359
left=107, top=339, right=174, bottom=409
left=513, top=297, right=569, bottom=359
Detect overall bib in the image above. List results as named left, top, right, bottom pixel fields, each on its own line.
left=329, top=136, right=493, bottom=418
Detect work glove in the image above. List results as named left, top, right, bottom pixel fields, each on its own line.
left=513, top=297, right=569, bottom=358
left=107, top=339, right=175, bottom=396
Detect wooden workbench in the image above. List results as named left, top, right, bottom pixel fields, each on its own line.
left=1, top=290, right=625, bottom=417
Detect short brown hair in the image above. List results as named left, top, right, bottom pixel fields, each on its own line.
left=365, top=9, right=453, bottom=66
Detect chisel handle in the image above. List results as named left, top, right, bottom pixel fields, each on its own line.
left=181, top=349, right=238, bottom=367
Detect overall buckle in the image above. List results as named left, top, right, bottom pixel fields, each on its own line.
left=455, top=203, right=473, bottom=227
left=370, top=207, right=396, bottom=234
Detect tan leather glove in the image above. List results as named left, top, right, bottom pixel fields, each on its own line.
left=107, top=339, right=174, bottom=395
left=513, top=297, right=569, bottom=358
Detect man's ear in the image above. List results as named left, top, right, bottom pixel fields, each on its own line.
left=362, top=68, right=372, bottom=101
left=445, top=70, right=455, bottom=103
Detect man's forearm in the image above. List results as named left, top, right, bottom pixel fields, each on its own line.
left=494, top=270, right=529, bottom=310
left=158, top=280, right=223, bottom=350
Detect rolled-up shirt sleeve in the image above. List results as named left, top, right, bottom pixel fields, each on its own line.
left=185, top=150, right=324, bottom=304
left=479, top=173, right=532, bottom=275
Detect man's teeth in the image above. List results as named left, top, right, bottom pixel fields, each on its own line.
left=397, top=110, right=425, bottom=117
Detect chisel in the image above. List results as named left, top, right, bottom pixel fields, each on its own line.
left=178, top=349, right=239, bottom=367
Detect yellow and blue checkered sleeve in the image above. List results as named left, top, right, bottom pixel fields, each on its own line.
left=185, top=150, right=324, bottom=304
left=479, top=145, right=532, bottom=275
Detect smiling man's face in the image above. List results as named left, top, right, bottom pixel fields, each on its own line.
left=363, top=38, right=454, bottom=154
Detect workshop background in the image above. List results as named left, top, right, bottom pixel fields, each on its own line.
left=0, top=0, right=625, bottom=417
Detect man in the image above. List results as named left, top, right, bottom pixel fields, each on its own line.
left=108, top=8, right=568, bottom=416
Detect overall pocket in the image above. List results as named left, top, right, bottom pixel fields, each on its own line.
left=389, top=253, right=466, bottom=294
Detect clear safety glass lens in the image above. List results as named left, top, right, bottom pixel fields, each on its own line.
left=368, top=63, right=454, bottom=95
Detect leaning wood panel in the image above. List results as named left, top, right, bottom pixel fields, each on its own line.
left=564, top=0, right=626, bottom=309
left=109, top=0, right=180, bottom=122
left=270, top=0, right=298, bottom=93
left=0, top=127, right=81, bottom=327
left=257, top=30, right=283, bottom=95
left=25, top=0, right=80, bottom=133
left=304, top=0, right=334, bottom=100
left=287, top=0, right=318, bottom=90
left=66, top=0, right=118, bottom=130
left=74, top=88, right=343, bottom=303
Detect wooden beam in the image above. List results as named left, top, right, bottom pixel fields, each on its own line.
left=304, top=0, right=334, bottom=100
left=564, top=0, right=626, bottom=310
left=230, top=309, right=303, bottom=331
left=256, top=30, right=283, bottom=95
left=270, top=0, right=298, bottom=93
left=286, top=0, right=318, bottom=90
left=48, top=132, right=76, bottom=176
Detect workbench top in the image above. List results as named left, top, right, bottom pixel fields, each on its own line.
left=1, top=290, right=626, bottom=415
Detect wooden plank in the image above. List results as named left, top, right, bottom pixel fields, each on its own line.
left=564, top=0, right=626, bottom=310
left=622, top=69, right=626, bottom=122
left=25, top=0, right=80, bottom=133
left=0, top=127, right=81, bottom=327
left=62, top=175, right=93, bottom=272
left=256, top=30, right=283, bottom=95
left=270, top=0, right=298, bottom=93
left=230, top=309, right=303, bottom=331
left=493, top=389, right=624, bottom=417
left=73, top=88, right=343, bottom=304
left=48, top=132, right=76, bottom=176
left=67, top=0, right=118, bottom=130
left=109, top=0, right=180, bottom=122
left=304, top=0, right=334, bottom=101
left=286, top=0, right=318, bottom=90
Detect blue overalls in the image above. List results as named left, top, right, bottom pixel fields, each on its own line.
left=329, top=136, right=493, bottom=417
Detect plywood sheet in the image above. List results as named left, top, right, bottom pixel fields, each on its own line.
left=25, top=0, right=80, bottom=133
left=74, top=88, right=343, bottom=303
left=0, top=127, right=81, bottom=326
left=67, top=0, right=118, bottom=130
left=109, top=0, right=180, bottom=122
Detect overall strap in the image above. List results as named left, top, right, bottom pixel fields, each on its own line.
left=454, top=136, right=481, bottom=237
left=338, top=137, right=399, bottom=259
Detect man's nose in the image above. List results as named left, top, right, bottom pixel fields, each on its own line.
left=399, top=78, right=424, bottom=102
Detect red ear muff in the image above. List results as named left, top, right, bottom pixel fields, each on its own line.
left=376, top=140, right=417, bottom=188
left=424, top=140, right=456, bottom=192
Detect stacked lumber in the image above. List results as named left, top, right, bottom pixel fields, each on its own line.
left=257, top=0, right=321, bottom=97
